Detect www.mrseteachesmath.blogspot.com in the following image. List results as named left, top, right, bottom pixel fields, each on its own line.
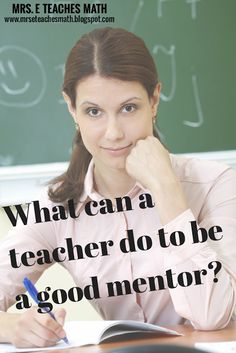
left=11, top=2, right=108, bottom=15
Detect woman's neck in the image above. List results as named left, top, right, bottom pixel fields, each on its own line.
left=94, top=164, right=135, bottom=199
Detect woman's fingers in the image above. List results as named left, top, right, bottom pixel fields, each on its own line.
left=11, top=307, right=67, bottom=348
left=54, top=307, right=66, bottom=326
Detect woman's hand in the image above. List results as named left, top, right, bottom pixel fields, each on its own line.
left=1, top=307, right=66, bottom=348
left=126, top=136, right=174, bottom=191
left=126, top=136, right=188, bottom=224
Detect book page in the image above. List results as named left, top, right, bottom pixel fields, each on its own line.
left=100, top=320, right=181, bottom=341
left=0, top=340, right=68, bottom=353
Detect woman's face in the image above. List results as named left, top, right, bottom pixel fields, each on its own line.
left=65, top=75, right=160, bottom=171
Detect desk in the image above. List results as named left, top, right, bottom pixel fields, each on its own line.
left=39, top=321, right=236, bottom=353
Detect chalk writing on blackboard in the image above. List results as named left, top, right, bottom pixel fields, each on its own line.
left=157, top=0, right=167, bottom=18
left=183, top=74, right=204, bottom=127
left=0, top=46, right=46, bottom=108
left=130, top=0, right=144, bottom=32
left=153, top=44, right=176, bottom=102
left=0, top=60, right=30, bottom=95
left=157, top=0, right=200, bottom=20
left=186, top=0, right=200, bottom=20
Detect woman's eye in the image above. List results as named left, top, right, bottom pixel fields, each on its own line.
left=87, top=108, right=101, bottom=117
left=122, top=104, right=136, bottom=113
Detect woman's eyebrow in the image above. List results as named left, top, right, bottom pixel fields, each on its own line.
left=80, top=96, right=142, bottom=107
left=120, top=97, right=142, bottom=105
left=80, top=101, right=100, bottom=107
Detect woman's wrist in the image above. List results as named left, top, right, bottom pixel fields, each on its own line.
left=150, top=179, right=188, bottom=225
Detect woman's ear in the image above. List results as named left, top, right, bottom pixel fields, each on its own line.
left=151, top=83, right=161, bottom=117
left=62, top=91, right=76, bottom=122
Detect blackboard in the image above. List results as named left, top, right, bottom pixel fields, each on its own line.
left=0, top=0, right=235, bottom=167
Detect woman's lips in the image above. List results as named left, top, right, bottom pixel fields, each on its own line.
left=101, top=144, right=132, bottom=156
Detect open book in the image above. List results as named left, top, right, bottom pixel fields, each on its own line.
left=66, top=320, right=181, bottom=345
left=0, top=320, right=181, bottom=352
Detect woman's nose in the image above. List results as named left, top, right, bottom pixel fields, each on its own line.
left=104, top=117, right=124, bottom=141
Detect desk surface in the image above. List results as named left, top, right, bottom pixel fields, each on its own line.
left=40, top=321, right=236, bottom=353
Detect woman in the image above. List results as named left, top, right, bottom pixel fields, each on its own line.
left=0, top=27, right=236, bottom=348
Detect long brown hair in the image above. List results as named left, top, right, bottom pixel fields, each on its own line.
left=48, top=27, right=160, bottom=204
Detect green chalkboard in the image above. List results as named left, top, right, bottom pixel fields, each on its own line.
left=0, top=0, right=235, bottom=166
